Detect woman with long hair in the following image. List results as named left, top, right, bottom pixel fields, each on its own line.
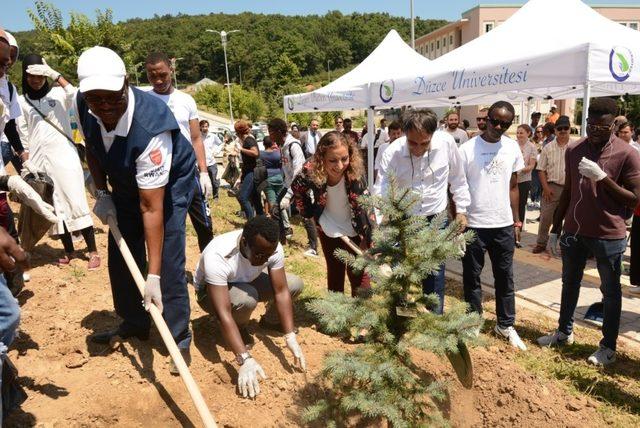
left=17, top=54, right=99, bottom=268
left=291, top=131, right=372, bottom=296
left=234, top=119, right=263, bottom=219
left=515, top=124, right=537, bottom=246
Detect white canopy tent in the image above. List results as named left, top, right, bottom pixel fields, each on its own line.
left=370, top=0, right=640, bottom=134
left=283, top=29, right=437, bottom=187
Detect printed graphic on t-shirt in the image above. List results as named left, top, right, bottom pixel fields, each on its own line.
left=150, top=149, right=163, bottom=166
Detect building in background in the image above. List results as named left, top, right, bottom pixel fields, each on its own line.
left=415, top=4, right=640, bottom=128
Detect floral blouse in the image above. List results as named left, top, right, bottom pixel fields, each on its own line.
left=291, top=161, right=373, bottom=244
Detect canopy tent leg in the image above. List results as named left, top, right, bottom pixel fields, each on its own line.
left=581, top=84, right=591, bottom=137
left=367, top=108, right=375, bottom=189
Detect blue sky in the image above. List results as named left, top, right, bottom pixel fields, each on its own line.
left=3, top=0, right=638, bottom=32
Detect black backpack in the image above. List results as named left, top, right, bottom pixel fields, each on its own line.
left=253, top=158, right=268, bottom=194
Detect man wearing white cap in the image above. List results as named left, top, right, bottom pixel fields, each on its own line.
left=74, top=46, right=197, bottom=373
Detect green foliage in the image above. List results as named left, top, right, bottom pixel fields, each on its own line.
left=304, top=178, right=483, bottom=426
left=14, top=8, right=447, bottom=118
left=26, top=1, right=132, bottom=83
left=193, top=83, right=266, bottom=121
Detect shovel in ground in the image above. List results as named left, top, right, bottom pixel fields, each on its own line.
left=107, top=217, right=217, bottom=427
left=339, top=235, right=474, bottom=388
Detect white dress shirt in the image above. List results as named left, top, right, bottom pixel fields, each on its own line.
left=379, top=132, right=470, bottom=216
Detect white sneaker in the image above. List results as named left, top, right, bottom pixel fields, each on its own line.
left=587, top=345, right=616, bottom=366
left=537, top=329, right=575, bottom=347
left=304, top=249, right=319, bottom=258
left=628, top=286, right=640, bottom=295
left=22, top=272, right=31, bottom=282
left=494, top=325, right=527, bottom=351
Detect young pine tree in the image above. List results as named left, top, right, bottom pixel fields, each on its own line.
left=304, top=179, right=483, bottom=427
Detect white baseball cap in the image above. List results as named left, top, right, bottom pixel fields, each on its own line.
left=77, top=46, right=126, bottom=93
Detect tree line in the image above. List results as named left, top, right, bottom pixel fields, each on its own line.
left=10, top=1, right=448, bottom=119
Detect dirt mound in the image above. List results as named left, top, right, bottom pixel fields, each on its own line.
left=2, top=208, right=605, bottom=427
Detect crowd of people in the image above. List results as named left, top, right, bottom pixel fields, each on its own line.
left=1, top=28, right=640, bottom=416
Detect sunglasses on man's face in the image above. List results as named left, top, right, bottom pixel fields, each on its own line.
left=587, top=122, right=613, bottom=133
left=488, top=117, right=512, bottom=129
left=555, top=126, right=570, bottom=132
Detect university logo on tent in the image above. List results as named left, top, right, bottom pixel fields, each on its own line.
left=287, top=97, right=294, bottom=111
left=609, top=46, right=634, bottom=82
left=379, top=79, right=395, bottom=103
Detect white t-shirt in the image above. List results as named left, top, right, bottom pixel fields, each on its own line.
left=446, top=127, right=469, bottom=146
left=631, top=141, right=640, bottom=154
left=0, top=78, right=21, bottom=145
left=0, top=98, right=8, bottom=175
left=76, top=88, right=173, bottom=189
left=458, top=135, right=524, bottom=228
left=202, top=132, right=223, bottom=166
left=319, top=176, right=357, bottom=238
left=144, top=88, right=198, bottom=143
left=195, top=230, right=285, bottom=287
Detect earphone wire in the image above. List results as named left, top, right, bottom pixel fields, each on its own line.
left=561, top=138, right=614, bottom=246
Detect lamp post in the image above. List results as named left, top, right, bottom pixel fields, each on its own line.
left=206, top=29, right=240, bottom=125
left=410, top=0, right=415, bottom=49
left=327, top=59, right=332, bottom=83
left=171, top=57, right=184, bottom=88
left=130, top=61, right=143, bottom=86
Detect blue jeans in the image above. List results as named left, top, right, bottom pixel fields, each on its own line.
left=558, top=234, right=626, bottom=351
left=423, top=214, right=446, bottom=314
left=207, top=163, right=220, bottom=199
left=237, top=171, right=263, bottom=219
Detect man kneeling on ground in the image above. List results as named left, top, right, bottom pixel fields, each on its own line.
left=194, top=215, right=306, bottom=398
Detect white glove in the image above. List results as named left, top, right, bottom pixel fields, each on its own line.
left=93, top=193, right=117, bottom=225
left=578, top=157, right=607, bottom=182
left=7, top=176, right=58, bottom=223
left=285, top=332, right=306, bottom=371
left=20, top=160, right=40, bottom=178
left=144, top=274, right=163, bottom=313
left=199, top=171, right=213, bottom=199
left=26, top=59, right=61, bottom=81
left=280, top=195, right=291, bottom=210
left=453, top=234, right=466, bottom=257
left=237, top=357, right=266, bottom=398
left=548, top=233, right=559, bottom=257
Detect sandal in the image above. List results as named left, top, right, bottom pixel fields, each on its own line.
left=87, top=254, right=101, bottom=270
left=58, top=255, right=71, bottom=266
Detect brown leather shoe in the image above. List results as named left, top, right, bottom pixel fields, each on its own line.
left=532, top=244, right=547, bottom=254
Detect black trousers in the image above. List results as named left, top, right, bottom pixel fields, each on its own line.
left=517, top=181, right=531, bottom=224
left=462, top=225, right=516, bottom=328
left=188, top=175, right=214, bottom=252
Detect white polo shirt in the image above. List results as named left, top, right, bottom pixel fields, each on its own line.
left=75, top=88, right=173, bottom=189
left=195, top=230, right=284, bottom=287
left=378, top=133, right=470, bottom=217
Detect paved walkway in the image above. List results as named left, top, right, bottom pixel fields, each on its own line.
left=446, top=206, right=640, bottom=346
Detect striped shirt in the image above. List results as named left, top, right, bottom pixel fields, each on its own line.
left=537, top=139, right=568, bottom=185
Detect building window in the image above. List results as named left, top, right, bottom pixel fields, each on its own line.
left=620, top=21, right=639, bottom=30
left=436, top=40, right=440, bottom=49
left=484, top=21, right=494, bottom=33
left=431, top=42, right=434, bottom=51
left=425, top=44, right=429, bottom=53
left=449, top=34, right=453, bottom=45
left=443, top=37, right=446, bottom=47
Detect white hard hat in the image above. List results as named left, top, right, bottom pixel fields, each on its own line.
left=77, top=46, right=126, bottom=93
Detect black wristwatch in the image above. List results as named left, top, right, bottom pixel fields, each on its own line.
left=235, top=352, right=251, bottom=366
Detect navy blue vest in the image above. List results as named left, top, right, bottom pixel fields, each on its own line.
left=77, top=87, right=196, bottom=202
